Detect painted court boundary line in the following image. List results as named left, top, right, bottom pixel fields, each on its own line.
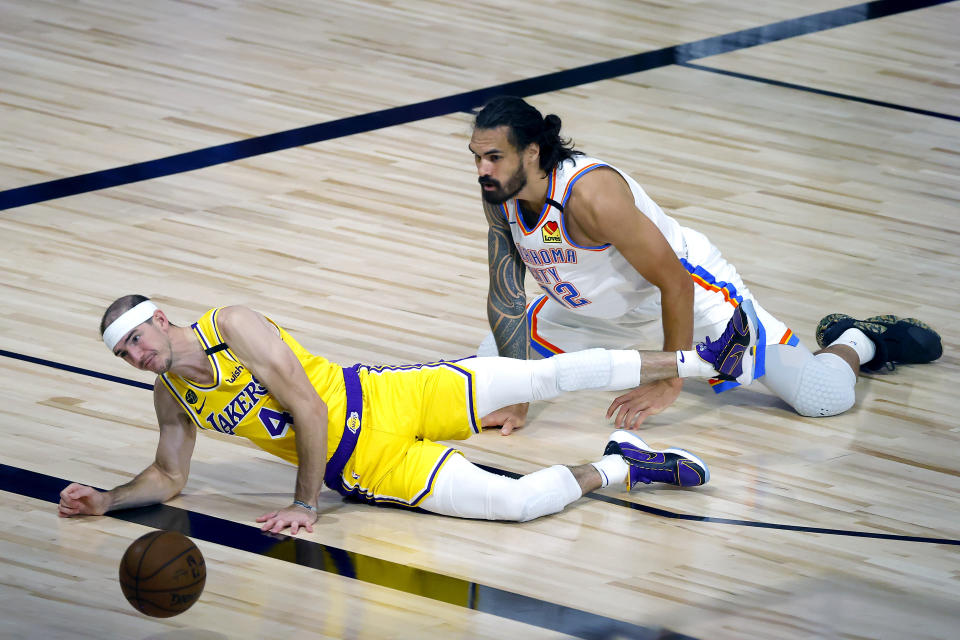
left=475, top=464, right=960, bottom=546
left=678, top=62, right=960, bottom=122
left=0, top=0, right=954, bottom=211
left=0, top=464, right=691, bottom=640
left=2, top=348, right=958, bottom=547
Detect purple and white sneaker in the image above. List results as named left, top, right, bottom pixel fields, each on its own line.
left=604, top=430, right=709, bottom=488
left=695, top=299, right=762, bottom=385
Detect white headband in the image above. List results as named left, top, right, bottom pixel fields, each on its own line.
left=103, top=301, right=159, bottom=350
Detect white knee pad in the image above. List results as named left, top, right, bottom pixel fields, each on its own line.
left=464, top=347, right=643, bottom=415
left=792, top=353, right=857, bottom=417
left=762, top=346, right=856, bottom=417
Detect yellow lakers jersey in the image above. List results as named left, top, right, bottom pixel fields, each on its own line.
left=159, top=307, right=347, bottom=464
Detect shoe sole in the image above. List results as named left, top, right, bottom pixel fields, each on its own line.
left=737, top=299, right=764, bottom=385
left=609, top=430, right=710, bottom=484
left=816, top=313, right=855, bottom=349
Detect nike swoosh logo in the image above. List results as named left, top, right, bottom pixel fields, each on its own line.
left=197, top=398, right=206, bottom=413
left=679, top=352, right=685, bottom=363
left=722, top=345, right=745, bottom=374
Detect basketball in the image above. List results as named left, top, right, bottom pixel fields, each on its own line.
left=118, top=530, right=206, bottom=617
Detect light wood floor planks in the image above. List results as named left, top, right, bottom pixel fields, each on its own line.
left=1, top=1, right=958, bottom=638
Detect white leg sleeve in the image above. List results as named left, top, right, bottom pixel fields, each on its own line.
left=460, top=350, right=643, bottom=416
left=420, top=453, right=583, bottom=522
left=762, top=344, right=857, bottom=417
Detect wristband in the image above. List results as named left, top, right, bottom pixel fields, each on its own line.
left=293, top=499, right=316, bottom=511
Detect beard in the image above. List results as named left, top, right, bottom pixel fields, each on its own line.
left=142, top=351, right=173, bottom=374
left=479, top=165, right=527, bottom=205
left=157, top=352, right=174, bottom=373
left=139, top=336, right=175, bottom=373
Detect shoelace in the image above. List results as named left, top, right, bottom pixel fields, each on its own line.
left=698, top=327, right=731, bottom=360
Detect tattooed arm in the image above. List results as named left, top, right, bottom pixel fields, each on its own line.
left=484, top=200, right=528, bottom=359
left=481, top=200, right=531, bottom=435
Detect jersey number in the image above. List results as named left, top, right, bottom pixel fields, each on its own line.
left=258, top=407, right=294, bottom=439
left=549, top=281, right=591, bottom=309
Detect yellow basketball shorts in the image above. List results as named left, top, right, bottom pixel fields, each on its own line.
left=338, top=360, right=481, bottom=507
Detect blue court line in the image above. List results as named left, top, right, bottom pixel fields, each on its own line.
left=588, top=493, right=960, bottom=545
left=0, top=0, right=953, bottom=211
left=0, top=464, right=690, bottom=640
left=476, top=465, right=960, bottom=546
left=2, top=347, right=957, bottom=546
left=0, top=349, right=153, bottom=390
left=678, top=62, right=960, bottom=122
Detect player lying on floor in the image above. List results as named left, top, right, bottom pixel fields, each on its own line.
left=59, top=295, right=762, bottom=533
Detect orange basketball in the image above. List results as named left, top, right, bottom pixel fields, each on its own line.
left=119, top=530, right=206, bottom=617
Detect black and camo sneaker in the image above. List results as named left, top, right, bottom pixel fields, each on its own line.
left=816, top=314, right=942, bottom=371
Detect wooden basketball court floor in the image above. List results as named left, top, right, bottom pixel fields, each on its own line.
left=1, top=1, right=958, bottom=638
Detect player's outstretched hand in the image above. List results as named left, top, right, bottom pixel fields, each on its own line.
left=481, top=402, right=529, bottom=436
left=58, top=483, right=109, bottom=517
left=256, top=503, right=318, bottom=535
left=606, top=378, right=683, bottom=429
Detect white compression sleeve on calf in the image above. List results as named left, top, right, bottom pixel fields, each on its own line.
left=607, top=350, right=645, bottom=390
left=462, top=351, right=644, bottom=417
left=419, top=454, right=582, bottom=522
left=510, top=465, right=583, bottom=521
left=556, top=349, right=643, bottom=392
left=554, top=349, right=612, bottom=391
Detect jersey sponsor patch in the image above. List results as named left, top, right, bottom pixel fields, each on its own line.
left=542, top=220, right=561, bottom=243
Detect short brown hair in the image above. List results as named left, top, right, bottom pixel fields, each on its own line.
left=99, top=294, right=151, bottom=336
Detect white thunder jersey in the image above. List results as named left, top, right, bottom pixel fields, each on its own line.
left=487, top=153, right=796, bottom=387
left=499, top=155, right=685, bottom=319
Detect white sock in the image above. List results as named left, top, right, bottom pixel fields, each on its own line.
left=829, top=328, right=876, bottom=365
left=591, top=455, right=628, bottom=489
left=677, top=350, right=718, bottom=378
